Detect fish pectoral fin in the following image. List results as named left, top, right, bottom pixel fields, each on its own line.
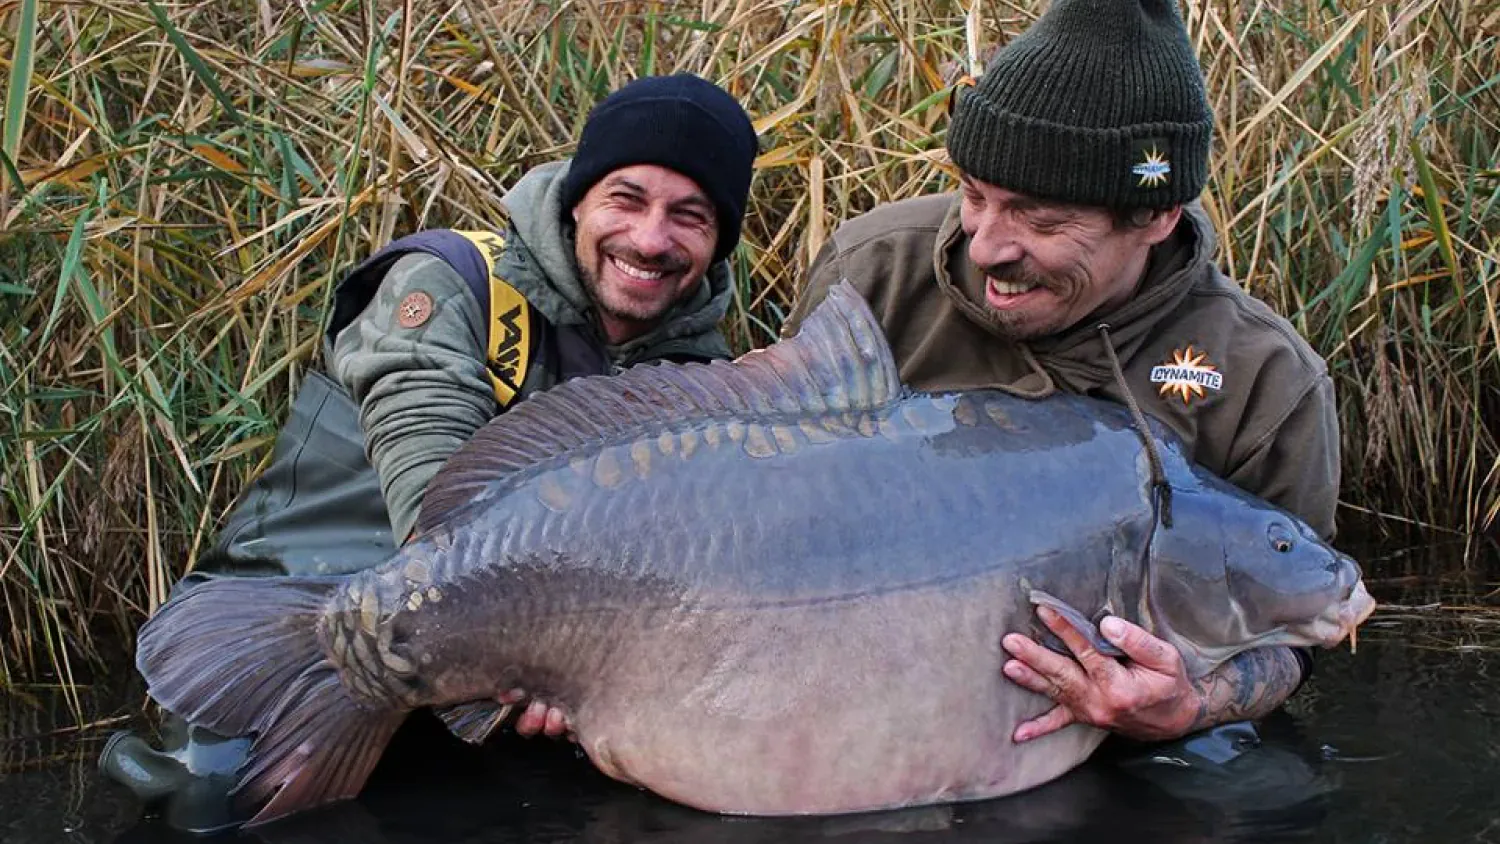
left=1028, top=590, right=1125, bottom=658
left=435, top=701, right=514, bottom=745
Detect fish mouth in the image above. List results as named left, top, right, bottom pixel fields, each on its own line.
left=1337, top=580, right=1377, bottom=647
left=1293, top=579, right=1377, bottom=650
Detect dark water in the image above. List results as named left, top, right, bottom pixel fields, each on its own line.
left=4, top=529, right=1497, bottom=844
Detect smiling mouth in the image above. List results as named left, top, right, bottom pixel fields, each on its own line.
left=987, top=277, right=1041, bottom=297
left=609, top=255, right=671, bottom=282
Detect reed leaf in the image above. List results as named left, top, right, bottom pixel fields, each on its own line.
left=1, top=0, right=38, bottom=196
left=144, top=0, right=245, bottom=127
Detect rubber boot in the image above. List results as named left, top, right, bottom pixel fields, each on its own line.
left=99, top=714, right=254, bottom=833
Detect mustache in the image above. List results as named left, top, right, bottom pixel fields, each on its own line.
left=979, top=261, right=1055, bottom=290
left=980, top=259, right=1096, bottom=294
left=603, top=245, right=690, bottom=274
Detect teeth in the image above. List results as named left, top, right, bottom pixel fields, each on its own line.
left=611, top=257, right=665, bottom=281
left=989, top=278, right=1038, bottom=296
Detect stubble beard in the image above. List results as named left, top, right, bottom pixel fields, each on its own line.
left=581, top=249, right=693, bottom=330
left=982, top=259, right=1095, bottom=341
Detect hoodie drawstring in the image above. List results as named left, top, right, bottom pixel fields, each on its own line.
left=1096, top=323, right=1173, bottom=529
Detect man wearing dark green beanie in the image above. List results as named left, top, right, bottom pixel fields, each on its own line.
left=785, top=0, right=1338, bottom=746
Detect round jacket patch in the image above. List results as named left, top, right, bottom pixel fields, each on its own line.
left=397, top=291, right=434, bottom=329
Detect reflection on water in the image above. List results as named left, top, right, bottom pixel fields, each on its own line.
left=1, top=679, right=141, bottom=843
left=3, top=528, right=1496, bottom=844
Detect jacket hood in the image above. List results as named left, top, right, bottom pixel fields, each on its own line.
left=500, top=160, right=734, bottom=363
left=934, top=198, right=1216, bottom=394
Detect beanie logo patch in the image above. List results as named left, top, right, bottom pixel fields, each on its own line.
left=1131, top=139, right=1172, bottom=189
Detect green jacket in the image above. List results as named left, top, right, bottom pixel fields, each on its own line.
left=784, top=194, right=1340, bottom=540
left=206, top=161, right=733, bottom=578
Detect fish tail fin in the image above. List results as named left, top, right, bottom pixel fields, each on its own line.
left=136, top=577, right=405, bottom=826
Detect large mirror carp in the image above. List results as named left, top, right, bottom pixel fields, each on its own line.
left=134, top=283, right=1375, bottom=825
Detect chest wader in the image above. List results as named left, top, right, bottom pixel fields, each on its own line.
left=100, top=229, right=608, bottom=831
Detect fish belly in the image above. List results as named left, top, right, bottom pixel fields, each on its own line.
left=569, top=574, right=1108, bottom=815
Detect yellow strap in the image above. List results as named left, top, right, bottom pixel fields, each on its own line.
left=455, top=230, right=531, bottom=408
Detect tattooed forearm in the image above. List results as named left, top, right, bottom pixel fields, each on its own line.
left=1186, top=646, right=1304, bottom=731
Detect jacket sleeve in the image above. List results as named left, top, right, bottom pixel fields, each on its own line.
left=330, top=252, right=497, bottom=543
left=1224, top=373, right=1341, bottom=541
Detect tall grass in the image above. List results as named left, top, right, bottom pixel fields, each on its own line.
left=1, top=0, right=1496, bottom=694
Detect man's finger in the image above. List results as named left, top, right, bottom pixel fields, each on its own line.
left=1099, top=616, right=1182, bottom=675
left=543, top=706, right=568, bottom=737
left=515, top=700, right=548, bottom=736
left=1001, top=634, right=1096, bottom=714
left=1002, top=658, right=1056, bottom=697
left=1001, top=631, right=1090, bottom=689
left=1038, top=606, right=1127, bottom=680
left=1013, top=704, right=1076, bottom=743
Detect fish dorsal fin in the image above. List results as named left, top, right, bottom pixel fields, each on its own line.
left=416, top=281, right=900, bottom=533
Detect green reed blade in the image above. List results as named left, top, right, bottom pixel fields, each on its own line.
left=1, top=0, right=38, bottom=179
left=145, top=0, right=244, bottom=126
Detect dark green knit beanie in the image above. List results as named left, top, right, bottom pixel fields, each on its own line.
left=946, top=0, right=1214, bottom=210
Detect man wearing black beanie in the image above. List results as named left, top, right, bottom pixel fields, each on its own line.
left=559, top=74, right=757, bottom=344
left=100, top=73, right=758, bottom=826
left=785, top=0, right=1337, bottom=749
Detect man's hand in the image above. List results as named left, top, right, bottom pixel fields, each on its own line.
left=1001, top=606, right=1306, bottom=743
left=1001, top=606, right=1198, bottom=743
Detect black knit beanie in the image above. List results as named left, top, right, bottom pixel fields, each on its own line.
left=946, top=0, right=1214, bottom=210
left=561, top=74, right=758, bottom=264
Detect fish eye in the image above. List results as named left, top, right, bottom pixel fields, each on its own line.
left=1268, top=524, right=1295, bottom=553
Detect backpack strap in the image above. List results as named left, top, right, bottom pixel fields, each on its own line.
left=328, top=229, right=534, bottom=409
left=453, top=230, right=533, bottom=408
